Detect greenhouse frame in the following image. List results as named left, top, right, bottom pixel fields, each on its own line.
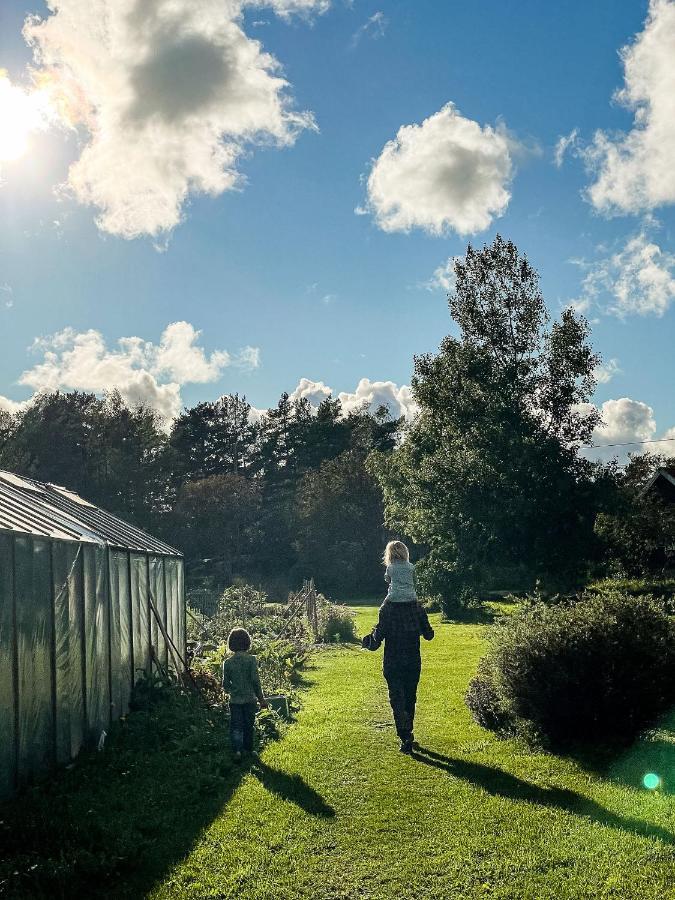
left=0, top=470, right=185, bottom=800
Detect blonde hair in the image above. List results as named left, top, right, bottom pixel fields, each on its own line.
left=383, top=540, right=409, bottom=566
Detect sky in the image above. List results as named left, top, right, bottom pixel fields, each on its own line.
left=0, top=0, right=674, bottom=458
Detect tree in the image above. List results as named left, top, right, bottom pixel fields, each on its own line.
left=369, top=236, right=605, bottom=611
left=169, top=474, right=262, bottom=587
left=169, top=393, right=257, bottom=483
left=295, top=450, right=388, bottom=597
left=595, top=454, right=675, bottom=577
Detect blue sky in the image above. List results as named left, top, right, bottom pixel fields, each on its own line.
left=0, top=0, right=674, bottom=453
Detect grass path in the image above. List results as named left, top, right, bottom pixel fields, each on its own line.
left=151, top=607, right=675, bottom=899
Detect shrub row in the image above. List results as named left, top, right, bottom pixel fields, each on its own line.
left=466, top=590, right=675, bottom=748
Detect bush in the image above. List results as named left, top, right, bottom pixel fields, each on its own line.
left=466, top=590, right=675, bottom=748
left=319, top=604, right=357, bottom=643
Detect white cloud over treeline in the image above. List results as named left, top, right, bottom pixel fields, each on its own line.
left=0, top=322, right=258, bottom=420
left=579, top=396, right=675, bottom=462
left=360, top=103, right=519, bottom=236
left=21, top=0, right=325, bottom=239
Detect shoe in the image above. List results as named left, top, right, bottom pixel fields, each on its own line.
left=399, top=738, right=413, bottom=754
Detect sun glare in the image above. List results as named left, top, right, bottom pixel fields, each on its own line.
left=0, top=70, right=53, bottom=163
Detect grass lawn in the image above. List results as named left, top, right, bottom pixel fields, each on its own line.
left=5, top=606, right=675, bottom=898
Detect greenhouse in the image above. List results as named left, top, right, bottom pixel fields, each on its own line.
left=0, top=470, right=184, bottom=800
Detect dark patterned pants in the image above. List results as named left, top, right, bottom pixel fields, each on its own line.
left=384, top=666, right=420, bottom=741
left=230, top=702, right=256, bottom=752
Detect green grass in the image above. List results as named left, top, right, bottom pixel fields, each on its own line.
left=5, top=608, right=675, bottom=898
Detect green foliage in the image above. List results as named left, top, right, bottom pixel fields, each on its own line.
left=319, top=604, right=357, bottom=642
left=370, top=235, right=607, bottom=614
left=295, top=450, right=388, bottom=597
left=466, top=590, right=675, bottom=747
left=594, top=453, right=675, bottom=578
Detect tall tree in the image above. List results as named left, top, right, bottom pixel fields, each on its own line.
left=369, top=236, right=605, bottom=610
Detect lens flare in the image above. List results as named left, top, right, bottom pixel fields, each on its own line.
left=0, top=69, right=54, bottom=163
left=643, top=772, right=661, bottom=790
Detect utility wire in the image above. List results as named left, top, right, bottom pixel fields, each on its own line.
left=580, top=436, right=675, bottom=450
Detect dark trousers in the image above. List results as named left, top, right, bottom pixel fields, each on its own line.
left=230, top=702, right=257, bottom=752
left=384, top=666, right=420, bottom=741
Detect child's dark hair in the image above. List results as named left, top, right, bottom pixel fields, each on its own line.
left=227, top=627, right=252, bottom=652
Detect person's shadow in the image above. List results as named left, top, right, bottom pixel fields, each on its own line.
left=412, top=747, right=675, bottom=845
left=250, top=760, right=335, bottom=818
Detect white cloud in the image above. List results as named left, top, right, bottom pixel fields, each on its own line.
left=22, top=0, right=317, bottom=239
left=578, top=396, right=675, bottom=463
left=361, top=102, right=517, bottom=236
left=0, top=395, right=27, bottom=415
left=572, top=228, right=675, bottom=318
left=553, top=128, right=579, bottom=168
left=263, top=377, right=418, bottom=421
left=594, top=358, right=621, bottom=384
left=289, top=377, right=332, bottom=406
left=586, top=0, right=675, bottom=214
left=246, top=0, right=330, bottom=19
left=425, top=256, right=459, bottom=292
left=338, top=378, right=417, bottom=420
left=14, top=322, right=257, bottom=419
left=350, top=11, right=388, bottom=48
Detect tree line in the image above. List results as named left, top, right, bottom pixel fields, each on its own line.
left=0, top=388, right=401, bottom=598
left=1, top=235, right=672, bottom=609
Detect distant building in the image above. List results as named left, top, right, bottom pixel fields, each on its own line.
left=642, top=467, right=675, bottom=505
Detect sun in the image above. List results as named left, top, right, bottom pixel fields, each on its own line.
left=0, top=70, right=53, bottom=163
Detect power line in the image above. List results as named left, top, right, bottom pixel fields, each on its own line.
left=580, top=436, right=675, bottom=450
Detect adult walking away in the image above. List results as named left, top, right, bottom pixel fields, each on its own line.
left=362, top=541, right=434, bottom=754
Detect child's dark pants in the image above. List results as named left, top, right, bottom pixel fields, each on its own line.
left=384, top=664, right=420, bottom=741
left=230, top=702, right=257, bottom=752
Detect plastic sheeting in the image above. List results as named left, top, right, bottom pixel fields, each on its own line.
left=0, top=533, right=16, bottom=798
left=52, top=541, right=85, bottom=765
left=15, top=537, right=54, bottom=783
left=0, top=534, right=184, bottom=800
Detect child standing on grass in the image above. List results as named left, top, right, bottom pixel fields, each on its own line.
left=222, top=627, right=268, bottom=763
left=362, top=541, right=434, bottom=754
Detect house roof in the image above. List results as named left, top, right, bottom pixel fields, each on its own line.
left=642, top=467, right=675, bottom=496
left=0, top=470, right=181, bottom=556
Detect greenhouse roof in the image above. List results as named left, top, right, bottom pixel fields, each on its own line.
left=0, top=470, right=181, bottom=556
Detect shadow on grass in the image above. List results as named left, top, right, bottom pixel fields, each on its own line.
left=0, top=688, right=249, bottom=900
left=441, top=604, right=497, bottom=625
left=571, top=707, right=675, bottom=796
left=251, top=761, right=335, bottom=818
left=412, top=747, right=675, bottom=845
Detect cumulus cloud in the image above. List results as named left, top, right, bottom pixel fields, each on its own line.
left=572, top=228, right=675, bottom=318
left=338, top=378, right=417, bottom=420
left=289, top=377, right=332, bottom=406
left=14, top=322, right=258, bottom=419
left=360, top=102, right=517, bottom=236
left=257, top=377, right=418, bottom=421
left=586, top=0, right=675, bottom=214
left=22, top=0, right=317, bottom=239
left=577, top=396, right=675, bottom=463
